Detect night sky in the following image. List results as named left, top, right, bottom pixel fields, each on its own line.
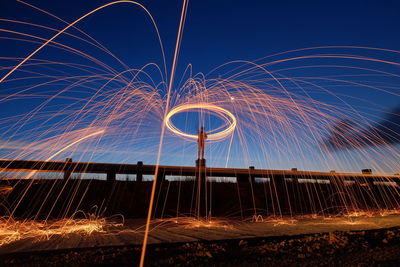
left=2, top=0, right=400, bottom=78
left=0, top=0, right=399, bottom=172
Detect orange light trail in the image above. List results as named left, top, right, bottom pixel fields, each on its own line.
left=0, top=1, right=400, bottom=264
left=165, top=103, right=237, bottom=141
left=0, top=0, right=165, bottom=84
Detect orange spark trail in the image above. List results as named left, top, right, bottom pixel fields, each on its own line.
left=8, top=129, right=105, bottom=219
left=139, top=0, right=189, bottom=266
left=165, top=103, right=237, bottom=141
left=0, top=1, right=164, bottom=84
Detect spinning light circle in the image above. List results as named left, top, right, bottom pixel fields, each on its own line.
left=165, top=103, right=237, bottom=141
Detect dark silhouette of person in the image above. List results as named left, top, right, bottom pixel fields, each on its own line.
left=197, top=126, right=207, bottom=160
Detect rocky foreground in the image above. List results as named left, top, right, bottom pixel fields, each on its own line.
left=2, top=226, right=400, bottom=266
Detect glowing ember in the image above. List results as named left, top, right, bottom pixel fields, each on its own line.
left=0, top=217, right=106, bottom=246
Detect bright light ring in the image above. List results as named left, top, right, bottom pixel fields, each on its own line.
left=165, top=103, right=236, bottom=141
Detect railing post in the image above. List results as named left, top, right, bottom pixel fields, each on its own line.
left=107, top=171, right=116, bottom=181
left=137, top=161, right=143, bottom=182
left=249, top=166, right=255, bottom=184
left=63, top=158, right=72, bottom=180
left=236, top=174, right=247, bottom=183
left=156, top=171, right=165, bottom=183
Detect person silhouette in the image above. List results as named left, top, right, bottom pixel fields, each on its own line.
left=197, top=126, right=207, bottom=160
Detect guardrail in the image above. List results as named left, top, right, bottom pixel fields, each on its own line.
left=1, top=158, right=399, bottom=185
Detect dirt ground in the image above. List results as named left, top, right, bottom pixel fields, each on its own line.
left=2, top=226, right=400, bottom=266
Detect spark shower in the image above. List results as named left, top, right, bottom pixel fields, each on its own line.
left=0, top=0, right=399, bottom=266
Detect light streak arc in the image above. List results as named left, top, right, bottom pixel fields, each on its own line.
left=165, top=103, right=237, bottom=141
left=0, top=1, right=165, bottom=84
left=139, top=0, right=189, bottom=266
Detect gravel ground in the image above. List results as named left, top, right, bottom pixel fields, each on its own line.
left=2, top=227, right=400, bottom=266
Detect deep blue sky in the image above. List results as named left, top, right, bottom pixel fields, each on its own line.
left=1, top=0, right=399, bottom=113
left=2, top=0, right=400, bottom=74
left=0, top=0, right=399, bottom=171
